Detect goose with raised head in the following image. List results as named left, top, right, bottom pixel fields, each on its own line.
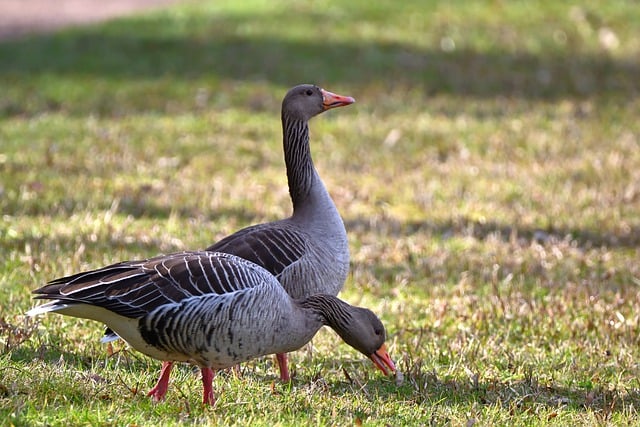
left=27, top=251, right=395, bottom=405
left=59, top=84, right=356, bottom=399
left=204, top=84, right=355, bottom=381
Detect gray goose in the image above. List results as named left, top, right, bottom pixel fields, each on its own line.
left=26, top=251, right=395, bottom=405
left=43, top=83, right=355, bottom=400
left=138, top=84, right=354, bottom=386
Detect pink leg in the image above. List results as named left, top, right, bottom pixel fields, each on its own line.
left=147, top=361, right=174, bottom=402
left=276, top=353, right=290, bottom=382
left=201, top=367, right=216, bottom=406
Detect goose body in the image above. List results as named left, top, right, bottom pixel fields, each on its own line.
left=204, top=84, right=354, bottom=379
left=27, top=251, right=395, bottom=405
left=208, top=84, right=353, bottom=299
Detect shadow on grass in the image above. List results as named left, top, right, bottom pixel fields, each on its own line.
left=10, top=336, right=638, bottom=418
left=346, top=216, right=640, bottom=249
left=0, top=7, right=638, bottom=117
left=321, top=363, right=640, bottom=419
left=4, top=209, right=636, bottom=290
left=393, top=366, right=640, bottom=417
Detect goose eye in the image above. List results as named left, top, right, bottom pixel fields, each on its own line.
left=305, top=89, right=313, bottom=96
left=374, top=328, right=382, bottom=336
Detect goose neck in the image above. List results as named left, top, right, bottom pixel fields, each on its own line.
left=282, top=114, right=315, bottom=210
left=298, top=294, right=352, bottom=331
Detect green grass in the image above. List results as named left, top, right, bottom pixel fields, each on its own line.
left=1, top=0, right=640, bottom=425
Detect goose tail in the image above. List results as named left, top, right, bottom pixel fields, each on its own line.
left=25, top=300, right=70, bottom=317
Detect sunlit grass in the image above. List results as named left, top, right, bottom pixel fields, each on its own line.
left=1, top=0, right=640, bottom=425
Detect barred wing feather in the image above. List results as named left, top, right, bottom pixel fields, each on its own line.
left=31, top=251, right=272, bottom=319
left=207, top=224, right=307, bottom=278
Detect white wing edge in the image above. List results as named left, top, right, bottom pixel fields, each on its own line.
left=25, top=300, right=70, bottom=317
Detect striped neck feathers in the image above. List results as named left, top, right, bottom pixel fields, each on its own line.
left=282, top=113, right=316, bottom=210
left=298, top=294, right=353, bottom=331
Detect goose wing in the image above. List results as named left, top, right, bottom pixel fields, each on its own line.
left=31, top=251, right=272, bottom=319
left=206, top=223, right=307, bottom=278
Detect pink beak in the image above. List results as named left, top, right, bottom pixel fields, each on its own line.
left=321, top=88, right=355, bottom=110
left=369, top=344, right=396, bottom=376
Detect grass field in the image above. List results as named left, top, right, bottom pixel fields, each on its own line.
left=1, top=0, right=640, bottom=425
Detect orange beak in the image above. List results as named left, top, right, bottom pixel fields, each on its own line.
left=369, top=344, right=396, bottom=376
left=321, top=88, right=355, bottom=111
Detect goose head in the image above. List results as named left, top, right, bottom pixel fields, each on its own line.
left=333, top=306, right=396, bottom=376
left=282, top=84, right=355, bottom=121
